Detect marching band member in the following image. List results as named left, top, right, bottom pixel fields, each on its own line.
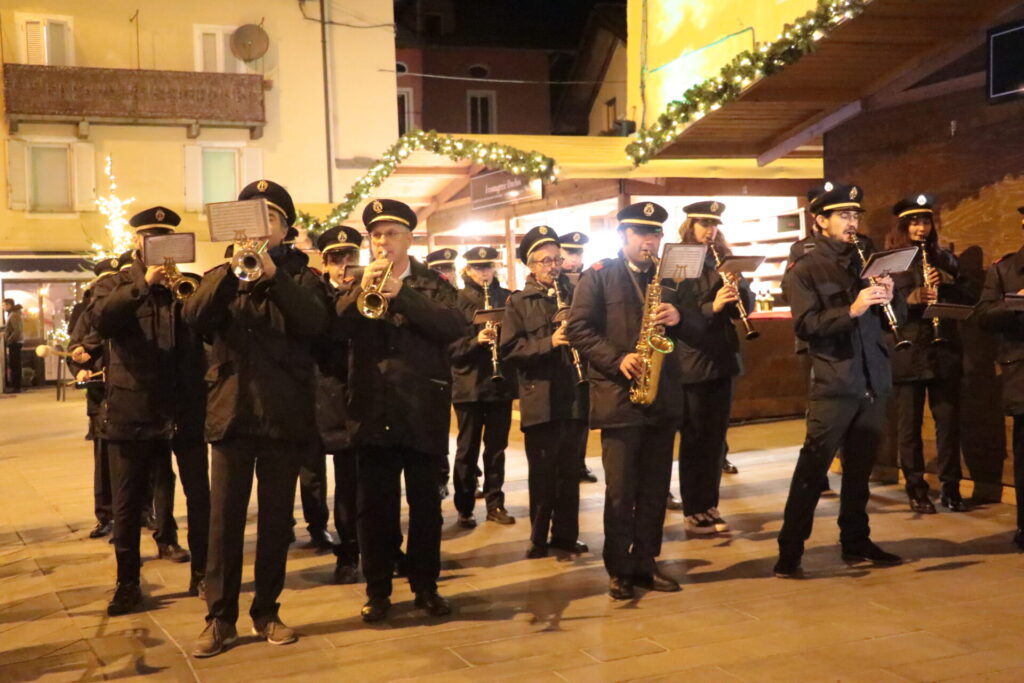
left=775, top=184, right=904, bottom=578
left=336, top=199, right=464, bottom=623
left=566, top=202, right=694, bottom=600
left=674, top=201, right=755, bottom=535
left=503, top=226, right=589, bottom=558
left=450, top=246, right=517, bottom=528
left=186, top=180, right=329, bottom=656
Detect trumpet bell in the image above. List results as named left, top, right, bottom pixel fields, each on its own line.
left=231, top=250, right=264, bottom=282
left=356, top=290, right=389, bottom=319
left=172, top=276, right=199, bottom=300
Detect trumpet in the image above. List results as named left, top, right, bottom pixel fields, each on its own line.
left=854, top=238, right=911, bottom=350
left=356, top=259, right=393, bottom=319
left=709, top=243, right=759, bottom=340
left=553, top=284, right=587, bottom=385
left=919, top=244, right=946, bottom=345
left=482, top=282, right=504, bottom=383
left=163, top=257, right=200, bottom=300
left=231, top=238, right=267, bottom=282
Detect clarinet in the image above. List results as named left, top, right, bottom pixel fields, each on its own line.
left=854, top=238, right=911, bottom=350
left=553, top=283, right=587, bottom=385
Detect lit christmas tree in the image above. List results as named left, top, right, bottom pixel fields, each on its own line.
left=91, top=155, right=135, bottom=260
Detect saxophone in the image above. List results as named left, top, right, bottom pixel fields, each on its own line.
left=629, top=255, right=675, bottom=406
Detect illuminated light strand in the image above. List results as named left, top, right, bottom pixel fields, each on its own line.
left=626, top=0, right=868, bottom=166
left=296, top=129, right=558, bottom=238
left=91, top=155, right=135, bottom=260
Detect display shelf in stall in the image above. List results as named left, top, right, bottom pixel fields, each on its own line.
left=727, top=209, right=805, bottom=309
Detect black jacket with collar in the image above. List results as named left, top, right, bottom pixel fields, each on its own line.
left=91, top=258, right=179, bottom=441
left=978, top=245, right=1024, bottom=415
left=450, top=276, right=517, bottom=403
left=183, top=247, right=330, bottom=444
left=782, top=235, right=905, bottom=400
left=889, top=245, right=974, bottom=383
left=500, top=274, right=588, bottom=429
left=566, top=253, right=700, bottom=429
left=313, top=271, right=357, bottom=452
left=674, top=249, right=754, bottom=383
left=336, top=258, right=465, bottom=456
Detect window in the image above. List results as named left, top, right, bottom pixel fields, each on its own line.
left=397, top=89, right=413, bottom=136
left=6, top=139, right=95, bottom=213
left=15, top=13, right=74, bottom=66
left=467, top=91, right=496, bottom=134
left=193, top=25, right=245, bottom=73
left=468, top=64, right=489, bottom=78
left=604, top=97, right=618, bottom=131
left=183, top=145, right=263, bottom=212
left=396, top=62, right=408, bottom=74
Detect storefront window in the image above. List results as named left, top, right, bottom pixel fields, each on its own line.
left=1, top=280, right=83, bottom=382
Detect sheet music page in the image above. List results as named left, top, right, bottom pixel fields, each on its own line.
left=659, top=243, right=707, bottom=281
left=142, top=233, right=196, bottom=266
left=206, top=199, right=270, bottom=242
left=860, top=247, right=918, bottom=279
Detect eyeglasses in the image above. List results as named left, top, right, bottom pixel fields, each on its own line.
left=530, top=257, right=564, bottom=267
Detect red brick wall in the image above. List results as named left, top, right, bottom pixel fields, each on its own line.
left=825, top=86, right=1024, bottom=496
left=396, top=48, right=425, bottom=130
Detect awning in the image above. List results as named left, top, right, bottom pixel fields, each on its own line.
left=655, top=0, right=1023, bottom=166
left=0, top=252, right=93, bottom=274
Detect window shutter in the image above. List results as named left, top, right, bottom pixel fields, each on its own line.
left=24, top=20, right=45, bottom=64
left=72, top=142, right=96, bottom=211
left=7, top=140, right=28, bottom=210
left=183, top=145, right=203, bottom=212
left=240, top=148, right=263, bottom=187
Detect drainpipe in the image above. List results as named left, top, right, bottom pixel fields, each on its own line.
left=319, top=0, right=334, bottom=202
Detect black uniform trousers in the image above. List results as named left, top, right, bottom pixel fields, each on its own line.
left=577, top=429, right=591, bottom=476
left=357, top=445, right=441, bottom=599
left=1011, top=417, right=1024, bottom=530
left=298, top=450, right=330, bottom=533
left=331, top=448, right=359, bottom=566
left=151, top=449, right=180, bottom=547
left=524, top=419, right=586, bottom=547
left=600, top=425, right=675, bottom=577
left=778, top=395, right=886, bottom=556
left=678, top=377, right=733, bottom=516
left=205, top=437, right=304, bottom=625
left=93, top=438, right=112, bottom=525
left=894, top=378, right=962, bottom=496
left=107, top=439, right=173, bottom=584
left=172, top=436, right=211, bottom=577
left=453, top=400, right=512, bottom=515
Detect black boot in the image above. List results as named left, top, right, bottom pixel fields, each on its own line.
left=107, top=581, right=143, bottom=616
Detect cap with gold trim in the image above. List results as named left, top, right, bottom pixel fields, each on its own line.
left=239, top=179, right=296, bottom=226
left=809, top=183, right=864, bottom=216
left=558, top=231, right=590, bottom=251
left=518, top=225, right=560, bottom=264
left=316, top=226, right=363, bottom=254
left=616, top=201, right=667, bottom=233
left=117, top=250, right=134, bottom=271
left=92, top=258, right=119, bottom=278
left=893, top=193, right=935, bottom=218
left=426, top=248, right=458, bottom=267
left=362, top=198, right=418, bottom=232
left=129, top=206, right=179, bottom=235
left=464, top=246, right=499, bottom=265
left=683, top=200, right=726, bottom=222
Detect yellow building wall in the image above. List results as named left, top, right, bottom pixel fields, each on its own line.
left=0, top=0, right=396, bottom=271
left=626, top=0, right=818, bottom=129
left=587, top=41, right=628, bottom=135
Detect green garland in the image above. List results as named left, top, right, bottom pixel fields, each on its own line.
left=299, top=129, right=558, bottom=238
left=626, top=0, right=869, bottom=165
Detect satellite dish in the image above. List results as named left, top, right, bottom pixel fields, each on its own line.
left=230, top=24, right=270, bottom=62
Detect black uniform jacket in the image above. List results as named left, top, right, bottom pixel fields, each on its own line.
left=566, top=253, right=699, bottom=429
left=978, top=245, right=1024, bottom=415
left=91, top=259, right=178, bottom=441
left=174, top=305, right=208, bottom=442
left=889, top=246, right=973, bottom=383
left=449, top=277, right=517, bottom=403
left=674, top=251, right=754, bottom=384
left=500, top=274, right=589, bottom=429
left=183, top=248, right=329, bottom=444
left=336, top=258, right=464, bottom=457
left=783, top=235, right=905, bottom=400
left=313, top=272, right=356, bottom=453
left=67, top=294, right=106, bottom=437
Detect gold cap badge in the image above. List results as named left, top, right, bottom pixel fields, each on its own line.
left=824, top=181, right=834, bottom=191
left=917, top=194, right=927, bottom=205
left=643, top=203, right=655, bottom=217
left=711, top=201, right=720, bottom=213
left=572, top=233, right=581, bottom=242
left=539, top=226, right=548, bottom=234
left=155, top=209, right=165, bottom=222
left=478, top=248, right=486, bottom=258
left=256, top=180, right=269, bottom=192
left=850, top=187, right=859, bottom=200
left=372, top=200, right=383, bottom=213
left=109, top=258, right=119, bottom=268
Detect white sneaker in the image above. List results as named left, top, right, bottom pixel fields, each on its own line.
left=706, top=508, right=729, bottom=533
left=684, top=513, right=717, bottom=535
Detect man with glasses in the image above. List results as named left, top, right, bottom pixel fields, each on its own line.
left=775, top=183, right=905, bottom=578
left=449, top=247, right=517, bottom=528
left=336, top=199, right=464, bottom=623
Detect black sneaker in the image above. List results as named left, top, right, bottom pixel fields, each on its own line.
left=414, top=591, right=452, bottom=617
left=334, top=562, right=359, bottom=584
left=580, top=467, right=598, bottom=483
left=191, top=619, right=237, bottom=658
left=666, top=493, right=683, bottom=511
left=684, top=513, right=716, bottom=535
left=458, top=513, right=477, bottom=528
left=308, top=528, right=336, bottom=550
left=526, top=544, right=548, bottom=559
left=107, top=581, right=143, bottom=616
left=773, top=555, right=802, bottom=578
left=486, top=507, right=515, bottom=525
left=841, top=540, right=902, bottom=566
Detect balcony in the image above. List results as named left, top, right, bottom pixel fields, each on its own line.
left=3, top=63, right=266, bottom=139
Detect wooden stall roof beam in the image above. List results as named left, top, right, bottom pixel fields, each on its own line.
left=417, top=163, right=485, bottom=227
